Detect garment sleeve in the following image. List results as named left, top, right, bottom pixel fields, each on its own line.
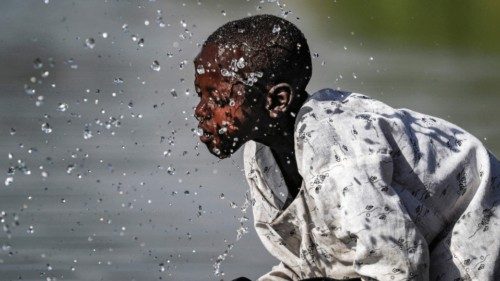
left=257, top=262, right=299, bottom=281
left=325, top=153, right=429, bottom=280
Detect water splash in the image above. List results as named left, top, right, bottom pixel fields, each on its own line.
left=212, top=191, right=252, bottom=277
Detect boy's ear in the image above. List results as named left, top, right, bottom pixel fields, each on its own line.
left=265, top=83, right=293, bottom=118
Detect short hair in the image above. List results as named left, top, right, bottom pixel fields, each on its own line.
left=204, top=14, right=312, bottom=94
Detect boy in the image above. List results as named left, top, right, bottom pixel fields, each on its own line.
left=193, top=15, right=500, bottom=281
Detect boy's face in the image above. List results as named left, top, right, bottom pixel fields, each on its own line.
left=193, top=43, right=267, bottom=159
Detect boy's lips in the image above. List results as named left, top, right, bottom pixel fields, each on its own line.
left=200, top=131, right=213, bottom=142
left=198, top=124, right=214, bottom=142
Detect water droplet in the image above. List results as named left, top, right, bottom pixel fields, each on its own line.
left=4, top=177, right=13, bottom=186
left=352, top=72, right=358, bottom=79
left=236, top=57, right=245, bottom=69
left=33, top=58, right=43, bottom=69
left=167, top=166, right=175, bottom=175
left=221, top=10, right=226, bottom=16
left=170, top=89, right=178, bottom=97
left=41, top=123, right=52, bottom=134
left=102, top=32, right=108, bottom=38
left=138, top=38, right=144, bottom=47
left=27, top=225, right=34, bottom=234
left=83, top=127, right=93, bottom=140
left=66, top=164, right=75, bottom=174
left=218, top=127, right=227, bottom=135
left=369, top=56, right=374, bottom=61
left=179, top=60, right=187, bottom=69
left=24, top=84, right=36, bottom=95
left=66, top=58, right=78, bottom=69
left=196, top=65, right=205, bottom=74
left=57, top=103, right=68, bottom=112
left=35, top=95, right=44, bottom=107
left=15, top=160, right=30, bottom=175
left=10, top=128, right=16, bottom=135
left=272, top=24, right=281, bottom=34
left=144, top=20, right=150, bottom=26
left=41, top=71, right=49, bottom=78
left=113, top=77, right=124, bottom=84
left=156, top=10, right=166, bottom=27
left=151, top=60, right=161, bottom=71
left=85, top=38, right=95, bottom=49
left=221, top=69, right=231, bottom=77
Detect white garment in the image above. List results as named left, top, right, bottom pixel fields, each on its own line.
left=243, top=89, right=500, bottom=281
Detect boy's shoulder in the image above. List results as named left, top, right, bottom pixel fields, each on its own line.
left=292, top=88, right=397, bottom=176
left=294, top=88, right=391, bottom=130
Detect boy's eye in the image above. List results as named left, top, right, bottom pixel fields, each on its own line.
left=214, top=96, right=229, bottom=106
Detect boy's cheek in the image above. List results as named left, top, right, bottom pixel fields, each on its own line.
left=227, top=123, right=238, bottom=132
left=212, top=108, right=235, bottom=124
left=211, top=111, right=228, bottom=127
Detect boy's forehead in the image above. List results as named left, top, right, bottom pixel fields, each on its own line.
left=195, top=43, right=246, bottom=66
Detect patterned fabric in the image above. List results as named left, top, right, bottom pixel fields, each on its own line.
left=243, top=89, right=500, bottom=281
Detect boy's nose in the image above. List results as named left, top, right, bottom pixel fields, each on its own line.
left=194, top=102, right=211, bottom=121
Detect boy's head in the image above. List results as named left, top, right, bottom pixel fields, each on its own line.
left=194, top=14, right=311, bottom=158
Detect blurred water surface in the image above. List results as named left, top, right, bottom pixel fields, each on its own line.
left=0, top=1, right=498, bottom=281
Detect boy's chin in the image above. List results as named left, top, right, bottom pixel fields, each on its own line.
left=213, top=151, right=231, bottom=159
left=203, top=136, right=246, bottom=159
left=205, top=143, right=233, bottom=159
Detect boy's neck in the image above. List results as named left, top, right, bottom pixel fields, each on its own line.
left=253, top=90, right=308, bottom=203
left=269, top=132, right=302, bottom=206
left=257, top=114, right=303, bottom=203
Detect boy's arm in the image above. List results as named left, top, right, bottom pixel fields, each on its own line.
left=322, top=153, right=429, bottom=280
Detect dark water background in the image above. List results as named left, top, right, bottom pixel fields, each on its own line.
left=0, top=1, right=498, bottom=280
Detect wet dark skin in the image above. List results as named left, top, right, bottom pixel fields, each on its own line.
left=194, top=43, right=303, bottom=201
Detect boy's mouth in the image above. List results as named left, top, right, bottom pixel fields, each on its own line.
left=199, top=130, right=214, bottom=142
